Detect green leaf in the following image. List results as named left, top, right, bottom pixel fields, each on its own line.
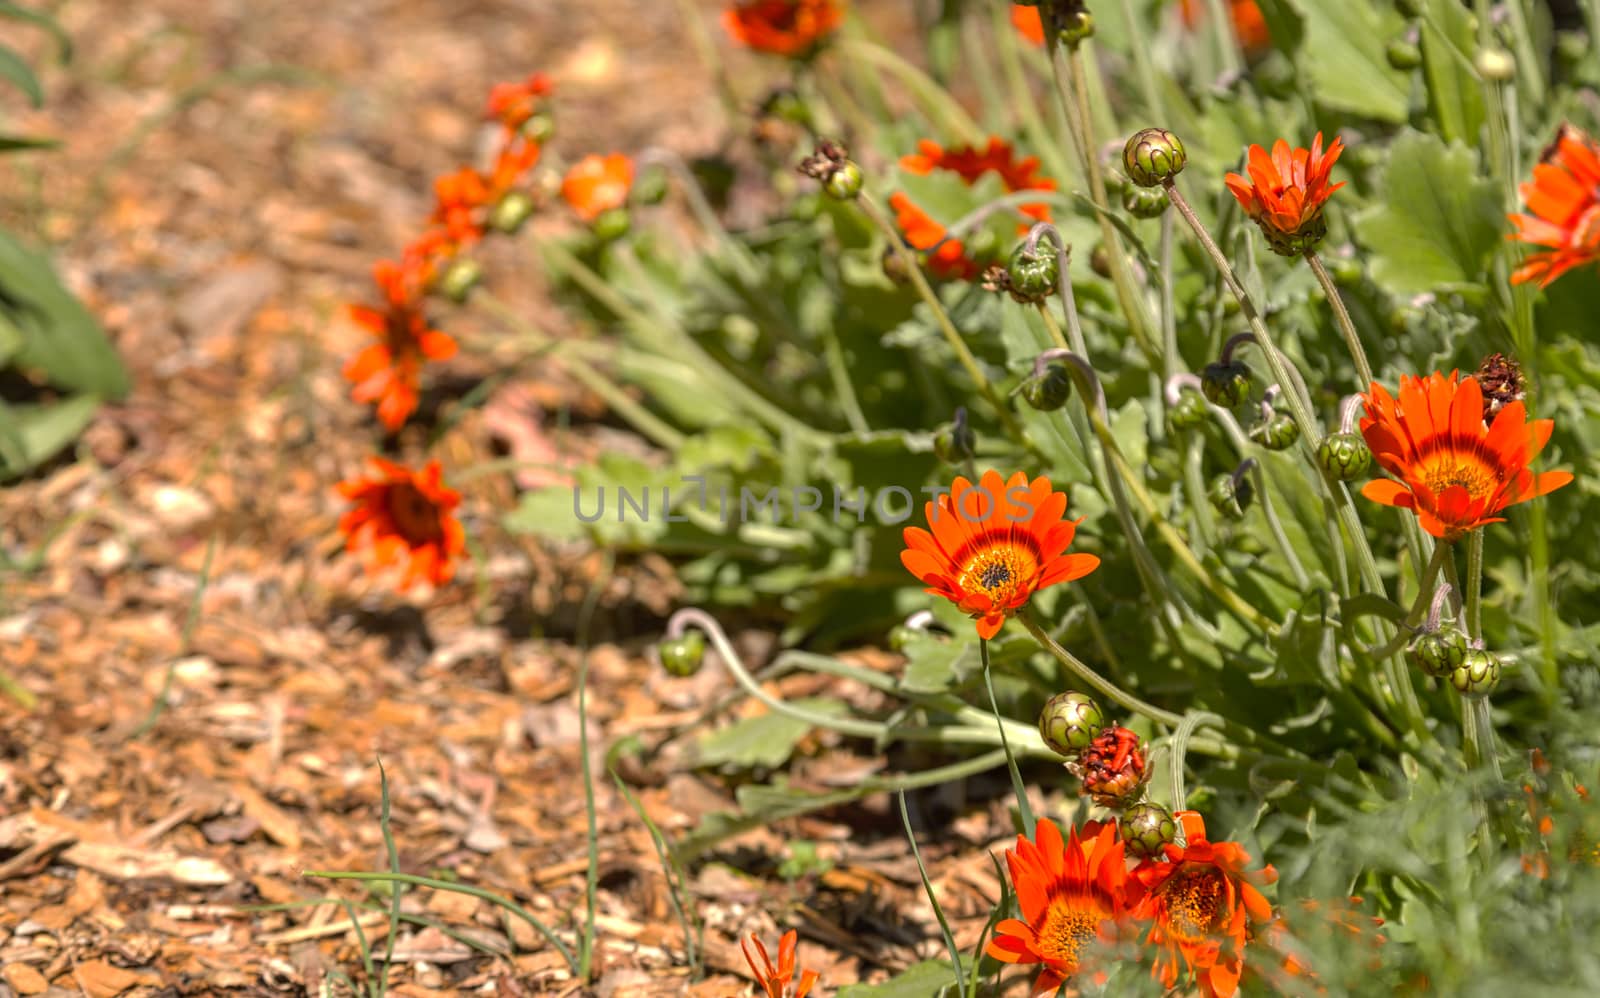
left=0, top=394, right=99, bottom=479
left=837, top=961, right=958, bottom=997
left=1418, top=0, right=1485, bottom=145
left=0, top=132, right=59, bottom=152
left=692, top=698, right=847, bottom=770
left=0, top=229, right=128, bottom=399
left=898, top=632, right=976, bottom=694
left=0, top=42, right=42, bottom=106
left=0, top=3, right=72, bottom=62
left=1292, top=1, right=1412, bottom=122
left=1352, top=131, right=1503, bottom=298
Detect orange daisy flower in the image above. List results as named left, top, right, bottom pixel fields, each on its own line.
left=901, top=136, right=1056, bottom=225
left=561, top=153, right=634, bottom=222
left=1509, top=124, right=1600, bottom=288
left=337, top=458, right=466, bottom=590
left=740, top=929, right=819, bottom=998
left=343, top=260, right=459, bottom=431
left=889, top=192, right=979, bottom=280
left=1132, top=810, right=1277, bottom=998
left=1359, top=371, right=1573, bottom=541
left=900, top=470, right=1100, bottom=639
left=987, top=818, right=1135, bottom=996
left=485, top=72, right=552, bottom=134
left=1011, top=5, right=1045, bottom=46
left=431, top=167, right=493, bottom=248
left=722, top=0, right=843, bottom=57
left=1180, top=0, right=1271, bottom=54
left=1223, top=133, right=1344, bottom=256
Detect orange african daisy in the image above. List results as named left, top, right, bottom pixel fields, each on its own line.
left=1223, top=133, right=1344, bottom=256
left=343, top=259, right=459, bottom=432
left=900, top=470, right=1100, bottom=639
left=485, top=72, right=552, bottom=134
left=888, top=192, right=979, bottom=280
left=722, top=0, right=843, bottom=57
left=337, top=458, right=466, bottom=591
left=561, top=153, right=634, bottom=222
left=987, top=818, right=1135, bottom=996
left=1509, top=124, right=1600, bottom=288
left=901, top=136, right=1057, bottom=225
left=1011, top=6, right=1045, bottom=46
left=740, top=929, right=819, bottom=998
left=1359, top=371, right=1573, bottom=541
left=1132, top=810, right=1277, bottom=998
left=1180, top=0, right=1271, bottom=54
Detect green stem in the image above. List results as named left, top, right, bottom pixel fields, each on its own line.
left=991, top=2, right=1077, bottom=183
left=1245, top=460, right=1311, bottom=591
left=1464, top=529, right=1484, bottom=642
left=1020, top=610, right=1183, bottom=727
left=1305, top=250, right=1374, bottom=389
left=982, top=640, right=1036, bottom=837
left=1160, top=209, right=1180, bottom=382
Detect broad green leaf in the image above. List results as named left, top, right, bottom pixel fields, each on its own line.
left=1352, top=132, right=1503, bottom=298
left=897, top=632, right=976, bottom=694
left=0, top=42, right=42, bottom=106
left=0, top=393, right=99, bottom=479
left=1293, top=1, right=1411, bottom=122
left=693, top=698, right=847, bottom=770
left=0, top=229, right=128, bottom=399
left=1418, top=0, right=1485, bottom=145
left=0, top=311, right=20, bottom=365
left=837, top=961, right=958, bottom=997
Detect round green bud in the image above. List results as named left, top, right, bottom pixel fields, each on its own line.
left=1317, top=432, right=1373, bottom=482
left=658, top=632, right=706, bottom=678
left=591, top=207, right=631, bottom=242
left=1103, top=171, right=1130, bottom=200
left=824, top=161, right=863, bottom=200
left=888, top=625, right=917, bottom=652
left=1119, top=801, right=1178, bottom=859
left=1475, top=47, right=1516, bottom=82
left=1408, top=630, right=1468, bottom=679
left=1450, top=648, right=1502, bottom=697
left=1253, top=412, right=1300, bottom=451
left=489, top=191, right=537, bottom=234
left=1168, top=390, right=1210, bottom=432
left=1058, top=10, right=1095, bottom=46
left=1386, top=39, right=1423, bottom=71
left=881, top=245, right=912, bottom=285
left=437, top=257, right=483, bottom=304
left=1023, top=364, right=1073, bottom=412
left=1007, top=242, right=1059, bottom=303
left=1122, top=185, right=1168, bottom=219
left=933, top=421, right=975, bottom=465
left=1201, top=361, right=1252, bottom=408
left=1209, top=472, right=1254, bottom=520
left=1089, top=244, right=1112, bottom=279
left=1039, top=691, right=1107, bottom=756
left=1123, top=128, right=1188, bottom=188
left=521, top=112, right=556, bottom=145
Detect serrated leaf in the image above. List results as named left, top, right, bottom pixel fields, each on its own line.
left=693, top=698, right=847, bottom=770
left=1352, top=132, right=1503, bottom=297
left=898, top=633, right=976, bottom=694
left=0, top=42, right=42, bottom=106
left=837, top=960, right=958, bottom=997
left=1293, top=1, right=1411, bottom=122
left=0, top=393, right=99, bottom=479
left=0, top=229, right=128, bottom=398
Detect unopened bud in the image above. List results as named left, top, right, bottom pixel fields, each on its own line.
left=933, top=410, right=976, bottom=465
left=1450, top=648, right=1502, bottom=697
left=1006, top=241, right=1059, bottom=303
left=438, top=257, right=483, bottom=304
left=1123, top=128, right=1187, bottom=188
left=632, top=165, right=669, bottom=206
left=1201, top=361, right=1252, bottom=408
left=1408, top=630, right=1468, bottom=679
left=1253, top=412, right=1300, bottom=451
left=1023, top=364, right=1073, bottom=412
left=658, top=632, right=706, bottom=677
left=1386, top=39, right=1422, bottom=70
left=1168, top=390, right=1209, bottom=432
left=1122, top=185, right=1168, bottom=219
left=1089, top=244, right=1112, bottom=278
left=522, top=112, right=556, bottom=145
left=1039, top=691, right=1106, bottom=756
left=1120, top=801, right=1178, bottom=859
left=1317, top=432, right=1372, bottom=481
left=592, top=207, right=631, bottom=242
left=1475, top=47, right=1515, bottom=82
left=824, top=161, right=863, bottom=200
left=1209, top=472, right=1254, bottom=520
left=1058, top=9, right=1095, bottom=46
left=490, top=191, right=537, bottom=234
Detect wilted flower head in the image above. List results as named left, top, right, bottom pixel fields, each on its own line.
left=1068, top=725, right=1150, bottom=806
left=1509, top=124, right=1600, bottom=288
left=1224, top=133, right=1345, bottom=256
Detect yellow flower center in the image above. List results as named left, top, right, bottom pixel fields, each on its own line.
left=1160, top=865, right=1227, bottom=942
left=957, top=545, right=1034, bottom=607
left=1419, top=453, right=1497, bottom=501
left=1035, top=896, right=1104, bottom=968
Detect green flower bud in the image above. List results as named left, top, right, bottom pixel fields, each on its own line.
left=592, top=207, right=631, bottom=242
left=1450, top=648, right=1502, bottom=697
left=1038, top=691, right=1106, bottom=757
left=1408, top=630, right=1468, bottom=679
left=1058, top=10, right=1095, bottom=46
left=881, top=245, right=912, bottom=285
left=1089, top=244, right=1112, bottom=279
left=631, top=165, right=670, bottom=206
left=1475, top=47, right=1515, bottom=82
left=824, top=161, right=863, bottom=200
left=1253, top=412, right=1300, bottom=451
left=1201, top=361, right=1252, bottom=408
left=522, top=112, right=555, bottom=145
left=933, top=415, right=975, bottom=465
left=658, top=632, right=706, bottom=677
left=1007, top=242, right=1059, bottom=303
left=1123, top=128, right=1188, bottom=188
left=490, top=191, right=537, bottom=234
left=1022, top=364, right=1073, bottom=412
left=1209, top=472, right=1254, bottom=520
left=1317, top=432, right=1373, bottom=481
left=1386, top=39, right=1423, bottom=71
left=1119, top=801, right=1178, bottom=859
left=1168, top=390, right=1210, bottom=432
left=437, top=257, right=483, bottom=304
left=888, top=625, right=917, bottom=652
left=1122, top=185, right=1168, bottom=219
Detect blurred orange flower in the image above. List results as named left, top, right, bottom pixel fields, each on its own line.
left=1360, top=371, right=1573, bottom=541
left=740, top=929, right=819, bottom=998
left=987, top=818, right=1135, bottom=995
left=900, top=470, right=1099, bottom=639
left=343, top=260, right=458, bottom=432
left=1179, top=0, right=1270, bottom=53
left=1011, top=5, right=1045, bottom=46
left=561, top=153, right=634, bottom=222
left=485, top=72, right=552, bottom=133
left=722, top=0, right=843, bottom=57
left=1509, top=124, right=1600, bottom=288
left=1132, top=810, right=1277, bottom=998
left=901, top=137, right=1056, bottom=224
left=337, top=458, right=465, bottom=590
left=888, top=192, right=978, bottom=280
left=1224, top=133, right=1344, bottom=255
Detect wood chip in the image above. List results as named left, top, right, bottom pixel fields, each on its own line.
left=62, top=842, right=233, bottom=885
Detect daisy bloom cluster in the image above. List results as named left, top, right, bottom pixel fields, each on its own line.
left=1509, top=124, right=1600, bottom=288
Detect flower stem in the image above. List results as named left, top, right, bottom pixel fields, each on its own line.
left=1020, top=609, right=1183, bottom=727
left=1304, top=250, right=1373, bottom=389
left=1464, top=529, right=1484, bottom=642
left=982, top=639, right=1036, bottom=838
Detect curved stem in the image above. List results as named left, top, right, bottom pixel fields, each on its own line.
left=1305, top=250, right=1374, bottom=389
left=1020, top=609, right=1183, bottom=727
left=1241, top=459, right=1311, bottom=590
left=1026, top=222, right=1087, bottom=356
